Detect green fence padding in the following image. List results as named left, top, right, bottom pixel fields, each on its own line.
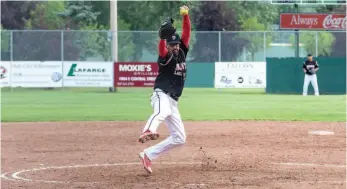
left=186, top=62, right=214, bottom=88
left=266, top=57, right=346, bottom=95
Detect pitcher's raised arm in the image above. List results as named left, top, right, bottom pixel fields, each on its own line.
left=158, top=39, right=168, bottom=58
left=180, top=6, right=191, bottom=47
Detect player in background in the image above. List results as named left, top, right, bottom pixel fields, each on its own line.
left=302, top=54, right=319, bottom=96
left=137, top=5, right=191, bottom=174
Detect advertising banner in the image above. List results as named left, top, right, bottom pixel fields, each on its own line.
left=0, top=61, right=11, bottom=87
left=63, top=62, right=113, bottom=87
left=114, top=62, right=159, bottom=87
left=11, top=61, right=63, bottom=87
left=280, top=13, right=346, bottom=30
left=214, top=62, right=266, bottom=88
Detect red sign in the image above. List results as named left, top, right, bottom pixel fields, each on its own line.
left=280, top=13, right=346, bottom=30
left=114, top=62, right=159, bottom=87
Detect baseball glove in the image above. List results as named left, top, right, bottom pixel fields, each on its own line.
left=308, top=68, right=316, bottom=74
left=159, top=17, right=176, bottom=39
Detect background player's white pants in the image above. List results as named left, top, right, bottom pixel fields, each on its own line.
left=303, top=74, right=319, bottom=96
left=142, top=88, right=186, bottom=161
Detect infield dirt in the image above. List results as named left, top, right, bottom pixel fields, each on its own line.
left=1, top=120, right=346, bottom=189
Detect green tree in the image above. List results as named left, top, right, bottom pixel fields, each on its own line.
left=239, top=17, right=272, bottom=61
left=117, top=1, right=200, bottom=61
left=1, top=1, right=38, bottom=29
left=58, top=1, right=101, bottom=29
left=289, top=32, right=335, bottom=56
left=315, top=5, right=346, bottom=57
left=117, top=19, right=136, bottom=62
left=227, top=1, right=279, bottom=29
left=1, top=25, right=11, bottom=60
left=191, top=1, right=245, bottom=62
left=57, top=1, right=115, bottom=61
left=24, top=1, right=65, bottom=29
left=75, top=24, right=111, bottom=61
left=75, top=18, right=135, bottom=61
left=117, top=1, right=177, bottom=61
left=90, top=1, right=110, bottom=27
left=13, top=1, right=78, bottom=61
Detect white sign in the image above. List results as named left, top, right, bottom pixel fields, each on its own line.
left=63, top=62, right=113, bottom=87
left=214, top=62, right=266, bottom=88
left=11, top=61, right=63, bottom=87
left=0, top=61, right=11, bottom=87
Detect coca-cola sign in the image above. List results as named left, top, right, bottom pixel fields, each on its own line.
left=280, top=13, right=346, bottom=30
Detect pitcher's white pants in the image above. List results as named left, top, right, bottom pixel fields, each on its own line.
left=303, top=74, right=319, bottom=96
left=142, top=88, right=186, bottom=161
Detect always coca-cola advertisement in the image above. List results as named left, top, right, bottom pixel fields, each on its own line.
left=280, top=13, right=346, bottom=30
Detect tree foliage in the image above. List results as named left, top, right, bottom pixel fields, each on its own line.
left=289, top=32, right=335, bottom=56
left=24, top=1, right=65, bottom=29
left=58, top=1, right=101, bottom=29
left=315, top=5, right=346, bottom=57
left=2, top=1, right=344, bottom=61
left=90, top=1, right=110, bottom=27
left=1, top=25, right=11, bottom=60
left=12, top=1, right=77, bottom=61
left=227, top=1, right=279, bottom=29
left=1, top=1, right=38, bottom=29
left=117, top=1, right=190, bottom=61
left=239, top=17, right=272, bottom=61
left=191, top=1, right=245, bottom=62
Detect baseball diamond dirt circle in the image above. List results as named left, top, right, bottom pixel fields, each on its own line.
left=1, top=121, right=346, bottom=189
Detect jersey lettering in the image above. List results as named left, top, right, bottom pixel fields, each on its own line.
left=154, top=41, right=189, bottom=98
left=303, top=60, right=319, bottom=75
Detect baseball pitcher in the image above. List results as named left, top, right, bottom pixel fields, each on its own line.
left=302, top=54, right=319, bottom=96
left=137, top=5, right=191, bottom=174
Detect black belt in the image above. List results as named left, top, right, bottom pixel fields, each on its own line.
left=162, top=90, right=179, bottom=101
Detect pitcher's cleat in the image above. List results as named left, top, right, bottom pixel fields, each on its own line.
left=139, top=152, right=152, bottom=173
left=138, top=130, right=159, bottom=143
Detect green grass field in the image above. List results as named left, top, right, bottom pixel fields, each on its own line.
left=1, top=88, right=345, bottom=122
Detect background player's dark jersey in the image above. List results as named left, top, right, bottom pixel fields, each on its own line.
left=154, top=40, right=188, bottom=98
left=303, top=60, right=319, bottom=75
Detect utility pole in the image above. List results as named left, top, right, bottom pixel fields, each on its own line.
left=294, top=3, right=300, bottom=57
left=110, top=0, right=118, bottom=92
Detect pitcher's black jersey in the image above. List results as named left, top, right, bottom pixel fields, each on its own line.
left=154, top=41, right=188, bottom=98
left=303, top=60, right=319, bottom=75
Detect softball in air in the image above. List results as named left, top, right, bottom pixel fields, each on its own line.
left=180, top=6, right=189, bottom=15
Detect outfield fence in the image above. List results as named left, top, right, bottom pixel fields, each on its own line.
left=1, top=30, right=346, bottom=62
left=1, top=30, right=345, bottom=90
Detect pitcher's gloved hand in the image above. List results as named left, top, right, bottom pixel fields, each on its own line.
left=159, top=17, right=176, bottom=39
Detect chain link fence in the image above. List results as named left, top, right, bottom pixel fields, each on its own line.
left=1, top=30, right=345, bottom=62
left=1, top=31, right=11, bottom=61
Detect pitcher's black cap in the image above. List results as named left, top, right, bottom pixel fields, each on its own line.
left=166, top=33, right=181, bottom=44
left=307, top=53, right=312, bottom=56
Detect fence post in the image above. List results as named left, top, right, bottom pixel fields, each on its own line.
left=10, top=31, right=13, bottom=61
left=61, top=30, right=64, bottom=90
left=315, top=31, right=318, bottom=56
left=263, top=31, right=266, bottom=62
left=10, top=31, right=13, bottom=92
left=218, top=31, right=221, bottom=62
left=61, top=30, right=64, bottom=61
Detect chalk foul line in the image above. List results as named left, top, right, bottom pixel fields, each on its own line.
left=272, top=162, right=346, bottom=168
left=1, top=161, right=202, bottom=184
left=2, top=161, right=346, bottom=185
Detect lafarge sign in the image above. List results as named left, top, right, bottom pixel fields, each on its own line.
left=63, top=62, right=113, bottom=87
left=280, top=13, right=346, bottom=30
